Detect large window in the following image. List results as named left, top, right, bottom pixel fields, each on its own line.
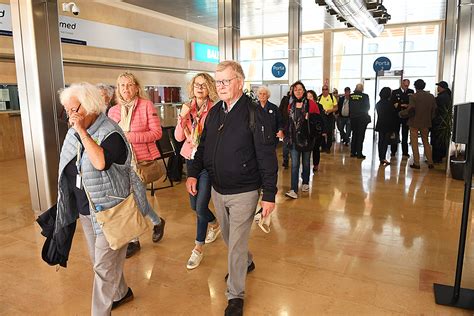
left=300, top=33, right=323, bottom=91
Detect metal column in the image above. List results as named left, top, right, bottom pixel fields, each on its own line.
left=218, top=0, right=240, bottom=61
left=288, top=0, right=301, bottom=84
left=10, top=0, right=66, bottom=212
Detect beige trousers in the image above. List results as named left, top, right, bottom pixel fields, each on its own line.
left=409, top=127, right=433, bottom=165
left=80, top=215, right=128, bottom=316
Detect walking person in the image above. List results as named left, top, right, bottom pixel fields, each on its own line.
left=175, top=73, right=221, bottom=270
left=257, top=85, right=285, bottom=143
left=349, top=83, right=371, bottom=159
left=375, top=87, right=399, bottom=166
left=108, top=72, right=166, bottom=258
left=407, top=79, right=437, bottom=169
left=186, top=61, right=277, bottom=316
left=284, top=81, right=322, bottom=199
left=336, top=87, right=352, bottom=146
left=317, top=85, right=338, bottom=153
left=307, top=90, right=327, bottom=172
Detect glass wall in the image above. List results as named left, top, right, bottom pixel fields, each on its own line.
left=300, top=33, right=324, bottom=92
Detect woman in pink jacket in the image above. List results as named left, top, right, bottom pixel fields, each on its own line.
left=108, top=72, right=165, bottom=258
left=175, top=73, right=220, bottom=270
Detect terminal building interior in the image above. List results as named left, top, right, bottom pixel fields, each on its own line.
left=1, top=0, right=474, bottom=314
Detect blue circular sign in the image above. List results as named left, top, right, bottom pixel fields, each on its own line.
left=271, top=62, right=286, bottom=78
left=373, top=56, right=392, bottom=72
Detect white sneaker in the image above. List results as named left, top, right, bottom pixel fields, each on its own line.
left=186, top=249, right=203, bottom=270
left=285, top=190, right=298, bottom=199
left=301, top=184, right=310, bottom=192
left=205, top=226, right=221, bottom=244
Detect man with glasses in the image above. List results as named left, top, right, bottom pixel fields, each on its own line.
left=186, top=60, right=277, bottom=316
left=318, top=85, right=338, bottom=153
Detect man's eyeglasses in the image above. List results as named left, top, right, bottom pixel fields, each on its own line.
left=193, top=83, right=208, bottom=90
left=215, top=77, right=237, bottom=87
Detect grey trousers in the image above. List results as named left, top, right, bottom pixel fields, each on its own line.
left=211, top=188, right=259, bottom=300
left=80, top=215, right=129, bottom=316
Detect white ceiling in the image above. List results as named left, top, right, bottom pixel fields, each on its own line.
left=124, top=0, right=447, bottom=36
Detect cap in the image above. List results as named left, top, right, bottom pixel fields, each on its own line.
left=436, top=81, right=449, bottom=89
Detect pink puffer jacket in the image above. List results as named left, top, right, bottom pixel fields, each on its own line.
left=175, top=99, right=214, bottom=160
left=108, top=98, right=162, bottom=161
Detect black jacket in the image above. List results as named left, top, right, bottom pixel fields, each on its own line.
left=36, top=204, right=76, bottom=268
left=349, top=91, right=370, bottom=120
left=188, top=94, right=278, bottom=202
left=336, top=96, right=350, bottom=117
left=391, top=88, right=414, bottom=122
left=260, top=100, right=284, bottom=135
left=375, top=99, right=399, bottom=133
left=433, top=90, right=452, bottom=128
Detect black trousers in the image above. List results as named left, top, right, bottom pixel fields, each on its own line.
left=431, top=131, right=447, bottom=163
left=321, top=115, right=335, bottom=151
left=391, top=119, right=409, bottom=155
left=350, top=117, right=368, bottom=156
left=312, top=137, right=322, bottom=166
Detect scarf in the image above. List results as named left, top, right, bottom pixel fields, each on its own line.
left=118, top=98, right=137, bottom=132
left=189, top=98, right=209, bottom=159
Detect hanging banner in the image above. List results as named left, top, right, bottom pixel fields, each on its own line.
left=0, top=4, right=185, bottom=59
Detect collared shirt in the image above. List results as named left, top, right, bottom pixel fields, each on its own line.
left=224, top=93, right=244, bottom=113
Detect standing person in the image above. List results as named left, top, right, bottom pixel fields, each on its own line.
left=431, top=81, right=452, bottom=163
left=336, top=87, right=352, bottom=146
left=257, top=86, right=285, bottom=143
left=284, top=81, right=321, bottom=199
left=391, top=79, right=414, bottom=157
left=375, top=87, right=399, bottom=166
left=58, top=82, right=151, bottom=315
left=317, top=85, right=338, bottom=153
left=175, top=73, right=221, bottom=270
left=307, top=90, right=327, bottom=172
left=96, top=83, right=116, bottom=114
left=186, top=61, right=277, bottom=316
left=349, top=83, right=371, bottom=159
left=407, top=79, right=437, bottom=169
left=108, top=72, right=166, bottom=258
left=279, top=85, right=293, bottom=169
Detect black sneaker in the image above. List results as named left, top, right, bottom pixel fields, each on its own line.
left=410, top=164, right=420, bottom=169
left=225, top=298, right=244, bottom=316
left=225, top=261, right=255, bottom=281
left=152, top=217, right=166, bottom=243
left=112, top=287, right=134, bottom=310
left=126, top=241, right=141, bottom=258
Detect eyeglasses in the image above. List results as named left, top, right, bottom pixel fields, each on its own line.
left=60, top=103, right=81, bottom=122
left=215, top=77, right=237, bottom=87
left=193, top=83, right=208, bottom=90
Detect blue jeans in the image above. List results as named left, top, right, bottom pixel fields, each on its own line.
left=186, top=160, right=216, bottom=245
left=290, top=146, right=311, bottom=193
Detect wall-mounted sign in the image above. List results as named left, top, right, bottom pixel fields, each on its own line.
left=191, top=42, right=219, bottom=63
left=373, top=56, right=392, bottom=72
left=271, top=62, right=286, bottom=78
left=0, top=4, right=185, bottom=59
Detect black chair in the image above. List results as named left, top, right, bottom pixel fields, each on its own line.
left=149, top=126, right=177, bottom=196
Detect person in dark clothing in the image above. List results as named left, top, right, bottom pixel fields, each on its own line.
left=186, top=61, right=277, bottom=316
left=431, top=81, right=452, bottom=163
left=336, top=87, right=352, bottom=145
left=279, top=85, right=293, bottom=168
left=257, top=85, right=284, bottom=144
left=391, top=79, right=414, bottom=157
left=375, top=87, right=399, bottom=166
left=307, top=90, right=327, bottom=172
left=349, top=83, right=371, bottom=159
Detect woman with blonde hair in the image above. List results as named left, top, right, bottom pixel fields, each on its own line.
left=108, top=72, right=165, bottom=258
left=175, top=72, right=220, bottom=269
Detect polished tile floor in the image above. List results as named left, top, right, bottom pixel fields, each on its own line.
left=1, top=136, right=473, bottom=315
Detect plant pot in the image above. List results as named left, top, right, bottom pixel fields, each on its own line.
left=450, top=155, right=465, bottom=180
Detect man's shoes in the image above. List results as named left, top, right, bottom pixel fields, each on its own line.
left=410, top=164, right=420, bottom=169
left=126, top=241, right=140, bottom=258
left=350, top=153, right=357, bottom=157
left=428, top=164, right=434, bottom=169
left=357, top=155, right=366, bottom=159
left=225, top=298, right=244, bottom=316
left=380, top=160, right=390, bottom=166
left=112, top=287, right=134, bottom=310
left=285, top=190, right=298, bottom=199
left=186, top=249, right=203, bottom=270
left=152, top=218, right=166, bottom=243
left=225, top=261, right=255, bottom=282
left=313, top=165, right=319, bottom=172
left=344, top=141, right=349, bottom=147
left=282, top=162, right=289, bottom=169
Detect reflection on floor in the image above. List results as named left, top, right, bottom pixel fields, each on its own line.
left=1, top=139, right=472, bottom=315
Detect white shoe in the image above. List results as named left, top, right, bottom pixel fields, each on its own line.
left=285, top=190, right=298, bottom=199
left=301, top=184, right=310, bottom=192
left=186, top=249, right=203, bottom=270
left=205, top=225, right=221, bottom=244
